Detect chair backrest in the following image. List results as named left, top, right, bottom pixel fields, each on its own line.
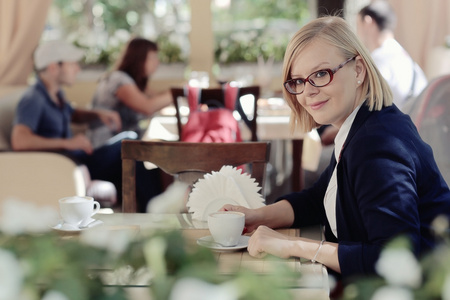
left=121, top=140, right=271, bottom=212
left=0, top=152, right=86, bottom=213
left=171, top=85, right=260, bottom=142
left=0, top=87, right=27, bottom=150
left=404, top=74, right=450, bottom=185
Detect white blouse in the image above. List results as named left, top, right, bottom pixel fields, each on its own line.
left=323, top=103, right=363, bottom=238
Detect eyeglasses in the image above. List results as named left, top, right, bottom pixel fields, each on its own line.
left=284, top=56, right=357, bottom=95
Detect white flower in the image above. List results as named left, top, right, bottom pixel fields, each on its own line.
left=169, top=278, right=239, bottom=300
left=80, top=228, right=131, bottom=255
left=0, top=249, right=24, bottom=300
left=41, top=290, right=69, bottom=300
left=143, top=237, right=167, bottom=277
left=431, top=214, right=449, bottom=237
left=442, top=272, right=450, bottom=300
left=375, top=248, right=422, bottom=288
left=0, top=198, right=58, bottom=235
left=100, top=266, right=152, bottom=286
left=371, top=286, right=413, bottom=300
left=147, top=182, right=189, bottom=214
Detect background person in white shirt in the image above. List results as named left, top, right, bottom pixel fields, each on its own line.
left=356, top=0, right=428, bottom=110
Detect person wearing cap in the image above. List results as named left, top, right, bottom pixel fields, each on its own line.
left=12, top=40, right=122, bottom=155
left=11, top=40, right=162, bottom=209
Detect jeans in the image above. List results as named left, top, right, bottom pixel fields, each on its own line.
left=69, top=132, right=162, bottom=212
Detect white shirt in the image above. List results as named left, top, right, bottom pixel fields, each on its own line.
left=372, top=38, right=427, bottom=110
left=323, top=103, right=362, bottom=238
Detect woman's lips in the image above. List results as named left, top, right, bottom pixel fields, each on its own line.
left=309, top=100, right=328, bottom=110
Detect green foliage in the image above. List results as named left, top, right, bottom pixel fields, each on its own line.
left=0, top=233, right=113, bottom=299
left=214, top=30, right=291, bottom=63
left=341, top=231, right=450, bottom=300
left=49, top=0, right=310, bottom=66
left=0, top=229, right=301, bottom=300
left=212, top=0, right=309, bottom=63
left=156, top=35, right=185, bottom=64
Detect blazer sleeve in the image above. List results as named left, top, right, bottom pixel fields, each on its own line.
left=276, top=158, right=335, bottom=228
left=337, top=129, right=423, bottom=277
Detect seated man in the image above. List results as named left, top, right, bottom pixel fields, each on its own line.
left=11, top=40, right=162, bottom=211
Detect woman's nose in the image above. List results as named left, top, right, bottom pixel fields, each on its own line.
left=303, top=81, right=319, bottom=96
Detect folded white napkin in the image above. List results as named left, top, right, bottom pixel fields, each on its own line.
left=187, top=165, right=265, bottom=221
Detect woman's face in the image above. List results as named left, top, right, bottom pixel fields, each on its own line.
left=290, top=39, right=365, bottom=128
left=144, top=50, right=159, bottom=76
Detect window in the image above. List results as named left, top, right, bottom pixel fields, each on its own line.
left=212, top=0, right=310, bottom=64
left=45, top=0, right=189, bottom=66
left=45, top=1, right=311, bottom=68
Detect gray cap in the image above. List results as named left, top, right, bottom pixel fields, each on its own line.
left=34, top=40, right=84, bottom=70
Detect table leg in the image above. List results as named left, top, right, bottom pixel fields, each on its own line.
left=292, top=139, right=304, bottom=191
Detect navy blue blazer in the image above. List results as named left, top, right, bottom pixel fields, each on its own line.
left=279, top=102, right=450, bottom=279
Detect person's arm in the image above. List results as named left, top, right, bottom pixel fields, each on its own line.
left=223, top=200, right=295, bottom=233
left=72, top=108, right=122, bottom=132
left=337, top=128, right=425, bottom=277
left=115, top=83, right=172, bottom=115
left=248, top=226, right=341, bottom=273
left=225, top=200, right=341, bottom=273
left=11, top=124, right=93, bottom=154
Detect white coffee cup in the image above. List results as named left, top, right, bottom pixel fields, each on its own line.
left=208, top=211, right=245, bottom=247
left=58, top=196, right=100, bottom=226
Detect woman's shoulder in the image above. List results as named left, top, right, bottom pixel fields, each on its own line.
left=95, top=71, right=135, bottom=94
left=349, top=105, right=428, bottom=160
left=107, top=70, right=134, bottom=84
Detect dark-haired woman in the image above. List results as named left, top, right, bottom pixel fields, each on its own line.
left=89, top=37, right=172, bottom=212
left=89, top=37, right=172, bottom=148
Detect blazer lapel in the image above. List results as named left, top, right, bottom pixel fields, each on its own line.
left=339, top=102, right=373, bottom=158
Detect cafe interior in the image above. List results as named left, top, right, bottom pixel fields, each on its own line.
left=0, top=0, right=450, bottom=299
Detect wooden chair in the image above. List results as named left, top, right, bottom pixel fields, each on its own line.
left=171, top=85, right=260, bottom=142
left=121, top=140, right=271, bottom=212
left=404, top=74, right=450, bottom=185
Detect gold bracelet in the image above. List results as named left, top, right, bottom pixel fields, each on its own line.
left=311, top=239, right=325, bottom=263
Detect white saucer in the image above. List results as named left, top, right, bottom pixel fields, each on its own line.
left=52, top=223, right=82, bottom=232
left=51, top=219, right=103, bottom=232
left=197, top=235, right=250, bottom=252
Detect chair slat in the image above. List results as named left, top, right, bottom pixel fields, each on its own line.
left=121, top=140, right=271, bottom=213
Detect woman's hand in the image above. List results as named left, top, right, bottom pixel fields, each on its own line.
left=247, top=225, right=294, bottom=259
left=66, top=134, right=93, bottom=154
left=97, top=109, right=122, bottom=132
left=220, top=204, right=261, bottom=233
left=221, top=200, right=295, bottom=234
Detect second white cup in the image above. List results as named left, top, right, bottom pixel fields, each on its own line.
left=208, top=211, right=245, bottom=247
left=58, top=196, right=100, bottom=226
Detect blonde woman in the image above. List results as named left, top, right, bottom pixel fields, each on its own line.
left=223, top=16, right=450, bottom=280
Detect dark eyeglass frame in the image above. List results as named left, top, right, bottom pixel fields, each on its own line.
left=284, top=56, right=357, bottom=95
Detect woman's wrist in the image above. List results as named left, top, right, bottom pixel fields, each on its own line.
left=311, top=239, right=325, bottom=263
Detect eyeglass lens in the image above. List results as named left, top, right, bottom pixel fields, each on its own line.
left=285, top=56, right=356, bottom=95
left=287, top=70, right=331, bottom=94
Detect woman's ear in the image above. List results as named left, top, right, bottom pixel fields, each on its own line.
left=355, top=56, right=366, bottom=84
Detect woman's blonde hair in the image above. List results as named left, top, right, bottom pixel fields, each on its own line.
left=282, top=16, right=393, bottom=132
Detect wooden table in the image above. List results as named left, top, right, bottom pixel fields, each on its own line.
left=94, top=213, right=330, bottom=299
